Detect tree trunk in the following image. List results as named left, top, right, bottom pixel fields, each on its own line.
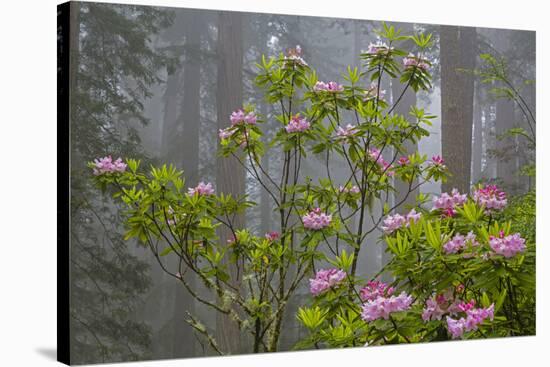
left=215, top=11, right=245, bottom=354
left=440, top=25, right=476, bottom=193
left=170, top=12, right=203, bottom=358
left=471, top=84, right=483, bottom=184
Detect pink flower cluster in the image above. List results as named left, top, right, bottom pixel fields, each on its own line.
left=361, top=291, right=413, bottom=321
left=230, top=109, right=257, bottom=126
left=422, top=298, right=447, bottom=322
left=365, top=42, right=394, bottom=55
left=489, top=232, right=526, bottom=258
left=359, top=280, right=394, bottom=302
left=187, top=182, right=215, bottom=196
left=285, top=115, right=311, bottom=133
left=398, top=156, right=410, bottom=166
left=443, top=231, right=479, bottom=254
left=338, top=185, right=360, bottom=194
left=335, top=124, right=358, bottom=140
left=283, top=45, right=308, bottom=66
left=309, top=268, right=347, bottom=296
left=265, top=231, right=280, bottom=242
left=403, top=53, right=430, bottom=71
left=364, top=82, right=386, bottom=101
left=302, top=208, right=332, bottom=230
left=218, top=126, right=236, bottom=140
left=432, top=188, right=467, bottom=216
left=421, top=289, right=463, bottom=322
left=473, top=185, right=507, bottom=211
left=92, top=156, right=127, bottom=175
left=381, top=209, right=422, bottom=234
left=446, top=302, right=494, bottom=339
left=368, top=148, right=394, bottom=176
left=430, top=155, right=446, bottom=168
left=313, top=81, right=344, bottom=93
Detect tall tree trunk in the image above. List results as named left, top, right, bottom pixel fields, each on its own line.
left=215, top=11, right=244, bottom=354
left=471, top=84, right=483, bottom=184
left=161, top=72, right=180, bottom=159
left=440, top=25, right=476, bottom=193
left=170, top=12, right=204, bottom=358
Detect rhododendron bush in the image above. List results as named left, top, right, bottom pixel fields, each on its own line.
left=90, top=24, right=535, bottom=354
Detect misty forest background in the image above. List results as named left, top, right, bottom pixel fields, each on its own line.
left=58, top=2, right=535, bottom=364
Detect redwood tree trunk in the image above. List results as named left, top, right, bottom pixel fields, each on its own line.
left=171, top=11, right=203, bottom=358
left=440, top=25, right=476, bottom=193
left=215, top=11, right=245, bottom=354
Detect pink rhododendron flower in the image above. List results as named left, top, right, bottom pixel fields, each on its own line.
left=283, top=45, right=308, bottom=66
left=339, top=185, right=360, bottom=194
left=361, top=292, right=413, bottom=321
left=406, top=208, right=422, bottom=223
left=313, top=81, right=344, bottom=92
left=398, top=156, right=410, bottom=166
left=457, top=300, right=476, bottom=313
left=422, top=298, right=447, bottom=321
left=444, top=231, right=479, bottom=255
left=422, top=289, right=464, bottom=322
left=365, top=42, right=394, bottom=55
left=230, top=109, right=257, bottom=126
left=302, top=208, right=332, bottom=230
left=446, top=303, right=494, bottom=339
left=92, top=156, right=127, bottom=175
left=188, top=182, right=215, bottom=196
left=265, top=231, right=280, bottom=242
left=364, top=82, right=386, bottom=101
left=442, top=208, right=455, bottom=218
left=309, top=268, right=346, bottom=296
left=382, top=209, right=422, bottom=234
left=465, top=231, right=479, bottom=246
left=218, top=127, right=236, bottom=140
left=473, top=184, right=507, bottom=211
left=432, top=188, right=467, bottom=211
left=368, top=148, right=394, bottom=175
left=443, top=231, right=479, bottom=257
left=335, top=124, right=358, bottom=140
left=430, top=155, right=446, bottom=168
left=285, top=114, right=311, bottom=133
left=403, top=53, right=430, bottom=71
left=360, top=280, right=394, bottom=302
left=446, top=317, right=466, bottom=339
left=443, top=234, right=466, bottom=254
left=381, top=213, right=407, bottom=234
left=489, top=232, right=526, bottom=258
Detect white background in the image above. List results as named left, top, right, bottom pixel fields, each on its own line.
left=0, top=0, right=547, bottom=365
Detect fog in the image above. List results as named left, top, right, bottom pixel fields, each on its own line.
left=61, top=2, right=535, bottom=364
